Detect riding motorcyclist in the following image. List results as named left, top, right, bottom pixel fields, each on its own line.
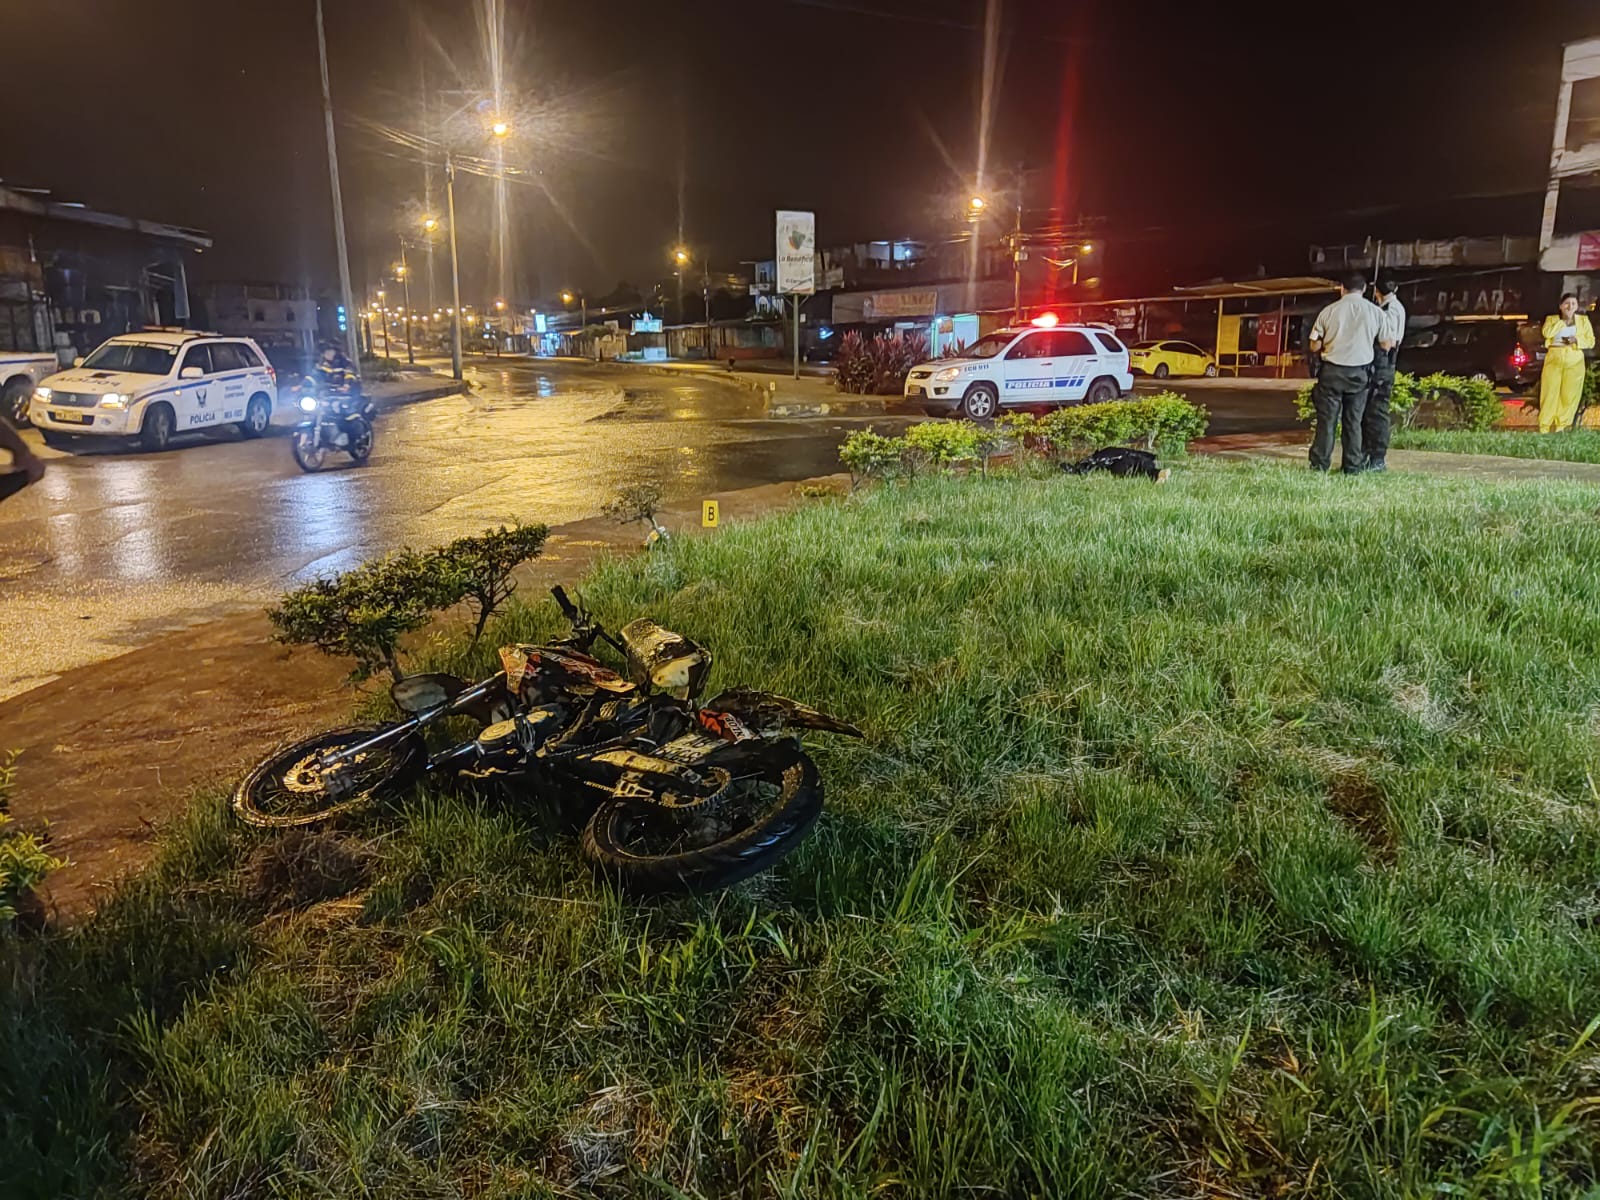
left=311, top=341, right=361, bottom=402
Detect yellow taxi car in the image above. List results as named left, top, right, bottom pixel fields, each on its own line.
left=1129, top=339, right=1218, bottom=379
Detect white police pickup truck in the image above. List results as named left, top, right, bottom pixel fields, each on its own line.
left=903, top=314, right=1133, bottom=419
left=2, top=351, right=61, bottom=425
left=30, top=329, right=277, bottom=451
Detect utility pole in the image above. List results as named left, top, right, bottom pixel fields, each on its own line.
left=446, top=151, right=463, bottom=381
left=703, top=261, right=712, bottom=363
left=1012, top=162, right=1025, bottom=322
left=398, top=236, right=414, bottom=365
left=792, top=294, right=801, bottom=379
left=315, top=0, right=361, bottom=374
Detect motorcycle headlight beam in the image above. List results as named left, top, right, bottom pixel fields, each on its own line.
left=299, top=396, right=318, bottom=412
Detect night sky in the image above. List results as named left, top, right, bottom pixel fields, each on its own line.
left=6, top=0, right=1600, bottom=303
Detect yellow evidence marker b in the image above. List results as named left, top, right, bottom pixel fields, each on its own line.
left=702, top=499, right=719, bottom=528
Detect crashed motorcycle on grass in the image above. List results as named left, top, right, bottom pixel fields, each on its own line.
left=234, top=587, right=860, bottom=894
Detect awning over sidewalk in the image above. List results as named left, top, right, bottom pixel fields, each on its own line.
left=1169, top=277, right=1340, bottom=377
left=1170, top=275, right=1340, bottom=300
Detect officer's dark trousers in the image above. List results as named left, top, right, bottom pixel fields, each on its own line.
left=1310, top=362, right=1371, bottom=472
left=1363, top=354, right=1397, bottom=466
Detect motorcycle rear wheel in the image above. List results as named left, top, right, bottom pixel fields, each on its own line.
left=232, top=724, right=424, bottom=828
left=291, top=430, right=327, bottom=472
left=348, top=419, right=374, bottom=465
left=579, top=743, right=822, bottom=895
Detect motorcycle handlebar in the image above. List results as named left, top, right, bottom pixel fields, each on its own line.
left=550, top=585, right=581, bottom=623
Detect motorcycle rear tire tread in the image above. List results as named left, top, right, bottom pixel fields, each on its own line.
left=578, top=748, right=823, bottom=895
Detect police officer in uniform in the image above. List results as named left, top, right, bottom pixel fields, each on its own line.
left=1362, top=279, right=1406, bottom=472
left=1308, top=273, right=1394, bottom=473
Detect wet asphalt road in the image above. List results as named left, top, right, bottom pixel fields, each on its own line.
left=0, top=359, right=1300, bottom=699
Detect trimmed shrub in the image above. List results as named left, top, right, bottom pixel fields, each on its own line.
left=269, top=526, right=549, bottom=682
left=843, top=397, right=1208, bottom=483
left=904, top=421, right=980, bottom=467
left=433, top=523, right=550, bottom=644
left=0, top=751, right=64, bottom=928
left=840, top=428, right=909, bottom=487
left=1296, top=371, right=1438, bottom=431
left=1416, top=372, right=1503, bottom=432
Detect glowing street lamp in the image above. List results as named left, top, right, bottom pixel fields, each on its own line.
left=968, top=195, right=987, bottom=214
left=561, top=288, right=587, bottom=326
left=490, top=119, right=510, bottom=138
left=422, top=216, right=438, bottom=233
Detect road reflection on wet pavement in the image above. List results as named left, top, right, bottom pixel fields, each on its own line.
left=0, top=360, right=900, bottom=698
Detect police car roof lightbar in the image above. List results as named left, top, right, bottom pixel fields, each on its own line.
left=1030, top=312, right=1060, bottom=327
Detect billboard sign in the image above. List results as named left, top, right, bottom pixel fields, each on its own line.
left=776, top=210, right=816, bottom=294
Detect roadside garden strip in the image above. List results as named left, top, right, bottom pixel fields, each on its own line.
left=5, top=452, right=1600, bottom=1196
left=0, top=475, right=838, bottom=921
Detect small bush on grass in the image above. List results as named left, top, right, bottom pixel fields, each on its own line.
left=840, top=428, right=909, bottom=486
left=904, top=420, right=979, bottom=468
left=1296, top=371, right=1462, bottom=431
left=603, top=480, right=671, bottom=547
left=1037, top=392, right=1210, bottom=459
left=0, top=752, right=64, bottom=929
left=434, top=523, right=549, bottom=644
left=269, top=526, right=549, bottom=682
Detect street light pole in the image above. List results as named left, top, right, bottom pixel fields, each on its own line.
left=446, top=151, right=463, bottom=382
left=398, top=236, right=414, bottom=365
left=315, top=0, right=361, bottom=373
left=703, top=260, right=712, bottom=363
left=1012, top=167, right=1024, bottom=323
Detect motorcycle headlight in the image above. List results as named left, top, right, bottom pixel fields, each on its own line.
left=299, top=396, right=318, bottom=412
left=933, top=367, right=962, bottom=382
left=34, top=386, right=51, bottom=400
left=98, top=393, right=129, bottom=408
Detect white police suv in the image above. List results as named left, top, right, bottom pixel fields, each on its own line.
left=903, top=314, right=1133, bottom=419
left=30, top=329, right=278, bottom=452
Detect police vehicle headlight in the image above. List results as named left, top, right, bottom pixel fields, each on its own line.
left=98, top=393, right=129, bottom=408
left=933, top=367, right=962, bottom=382
left=299, top=396, right=318, bottom=412
left=34, top=387, right=51, bottom=400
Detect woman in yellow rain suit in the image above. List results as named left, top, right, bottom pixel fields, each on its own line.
left=1539, top=293, right=1595, bottom=432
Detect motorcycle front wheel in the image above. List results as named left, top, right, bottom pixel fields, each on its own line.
left=291, top=429, right=327, bottom=473
left=579, top=743, right=822, bottom=895
left=232, top=724, right=424, bottom=828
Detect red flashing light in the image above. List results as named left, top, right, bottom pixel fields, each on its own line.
left=1030, top=312, right=1060, bottom=327
left=1511, top=344, right=1529, bottom=369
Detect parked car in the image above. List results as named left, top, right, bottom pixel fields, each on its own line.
left=30, top=329, right=278, bottom=451
left=1396, top=320, right=1544, bottom=390
left=1, top=349, right=60, bottom=425
left=903, top=315, right=1133, bottom=419
left=1129, top=339, right=1218, bottom=379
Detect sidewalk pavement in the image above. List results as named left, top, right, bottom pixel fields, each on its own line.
left=1153, top=374, right=1306, bottom=392
left=599, top=357, right=888, bottom=418
left=274, top=370, right=464, bottom=425
left=1202, top=432, right=1600, bottom=484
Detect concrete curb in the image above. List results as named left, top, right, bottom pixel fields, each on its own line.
left=597, top=360, right=892, bottom=419
left=370, top=380, right=468, bottom=410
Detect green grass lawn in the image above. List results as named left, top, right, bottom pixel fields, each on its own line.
left=1392, top=426, right=1600, bottom=464
left=6, top=459, right=1600, bottom=1197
